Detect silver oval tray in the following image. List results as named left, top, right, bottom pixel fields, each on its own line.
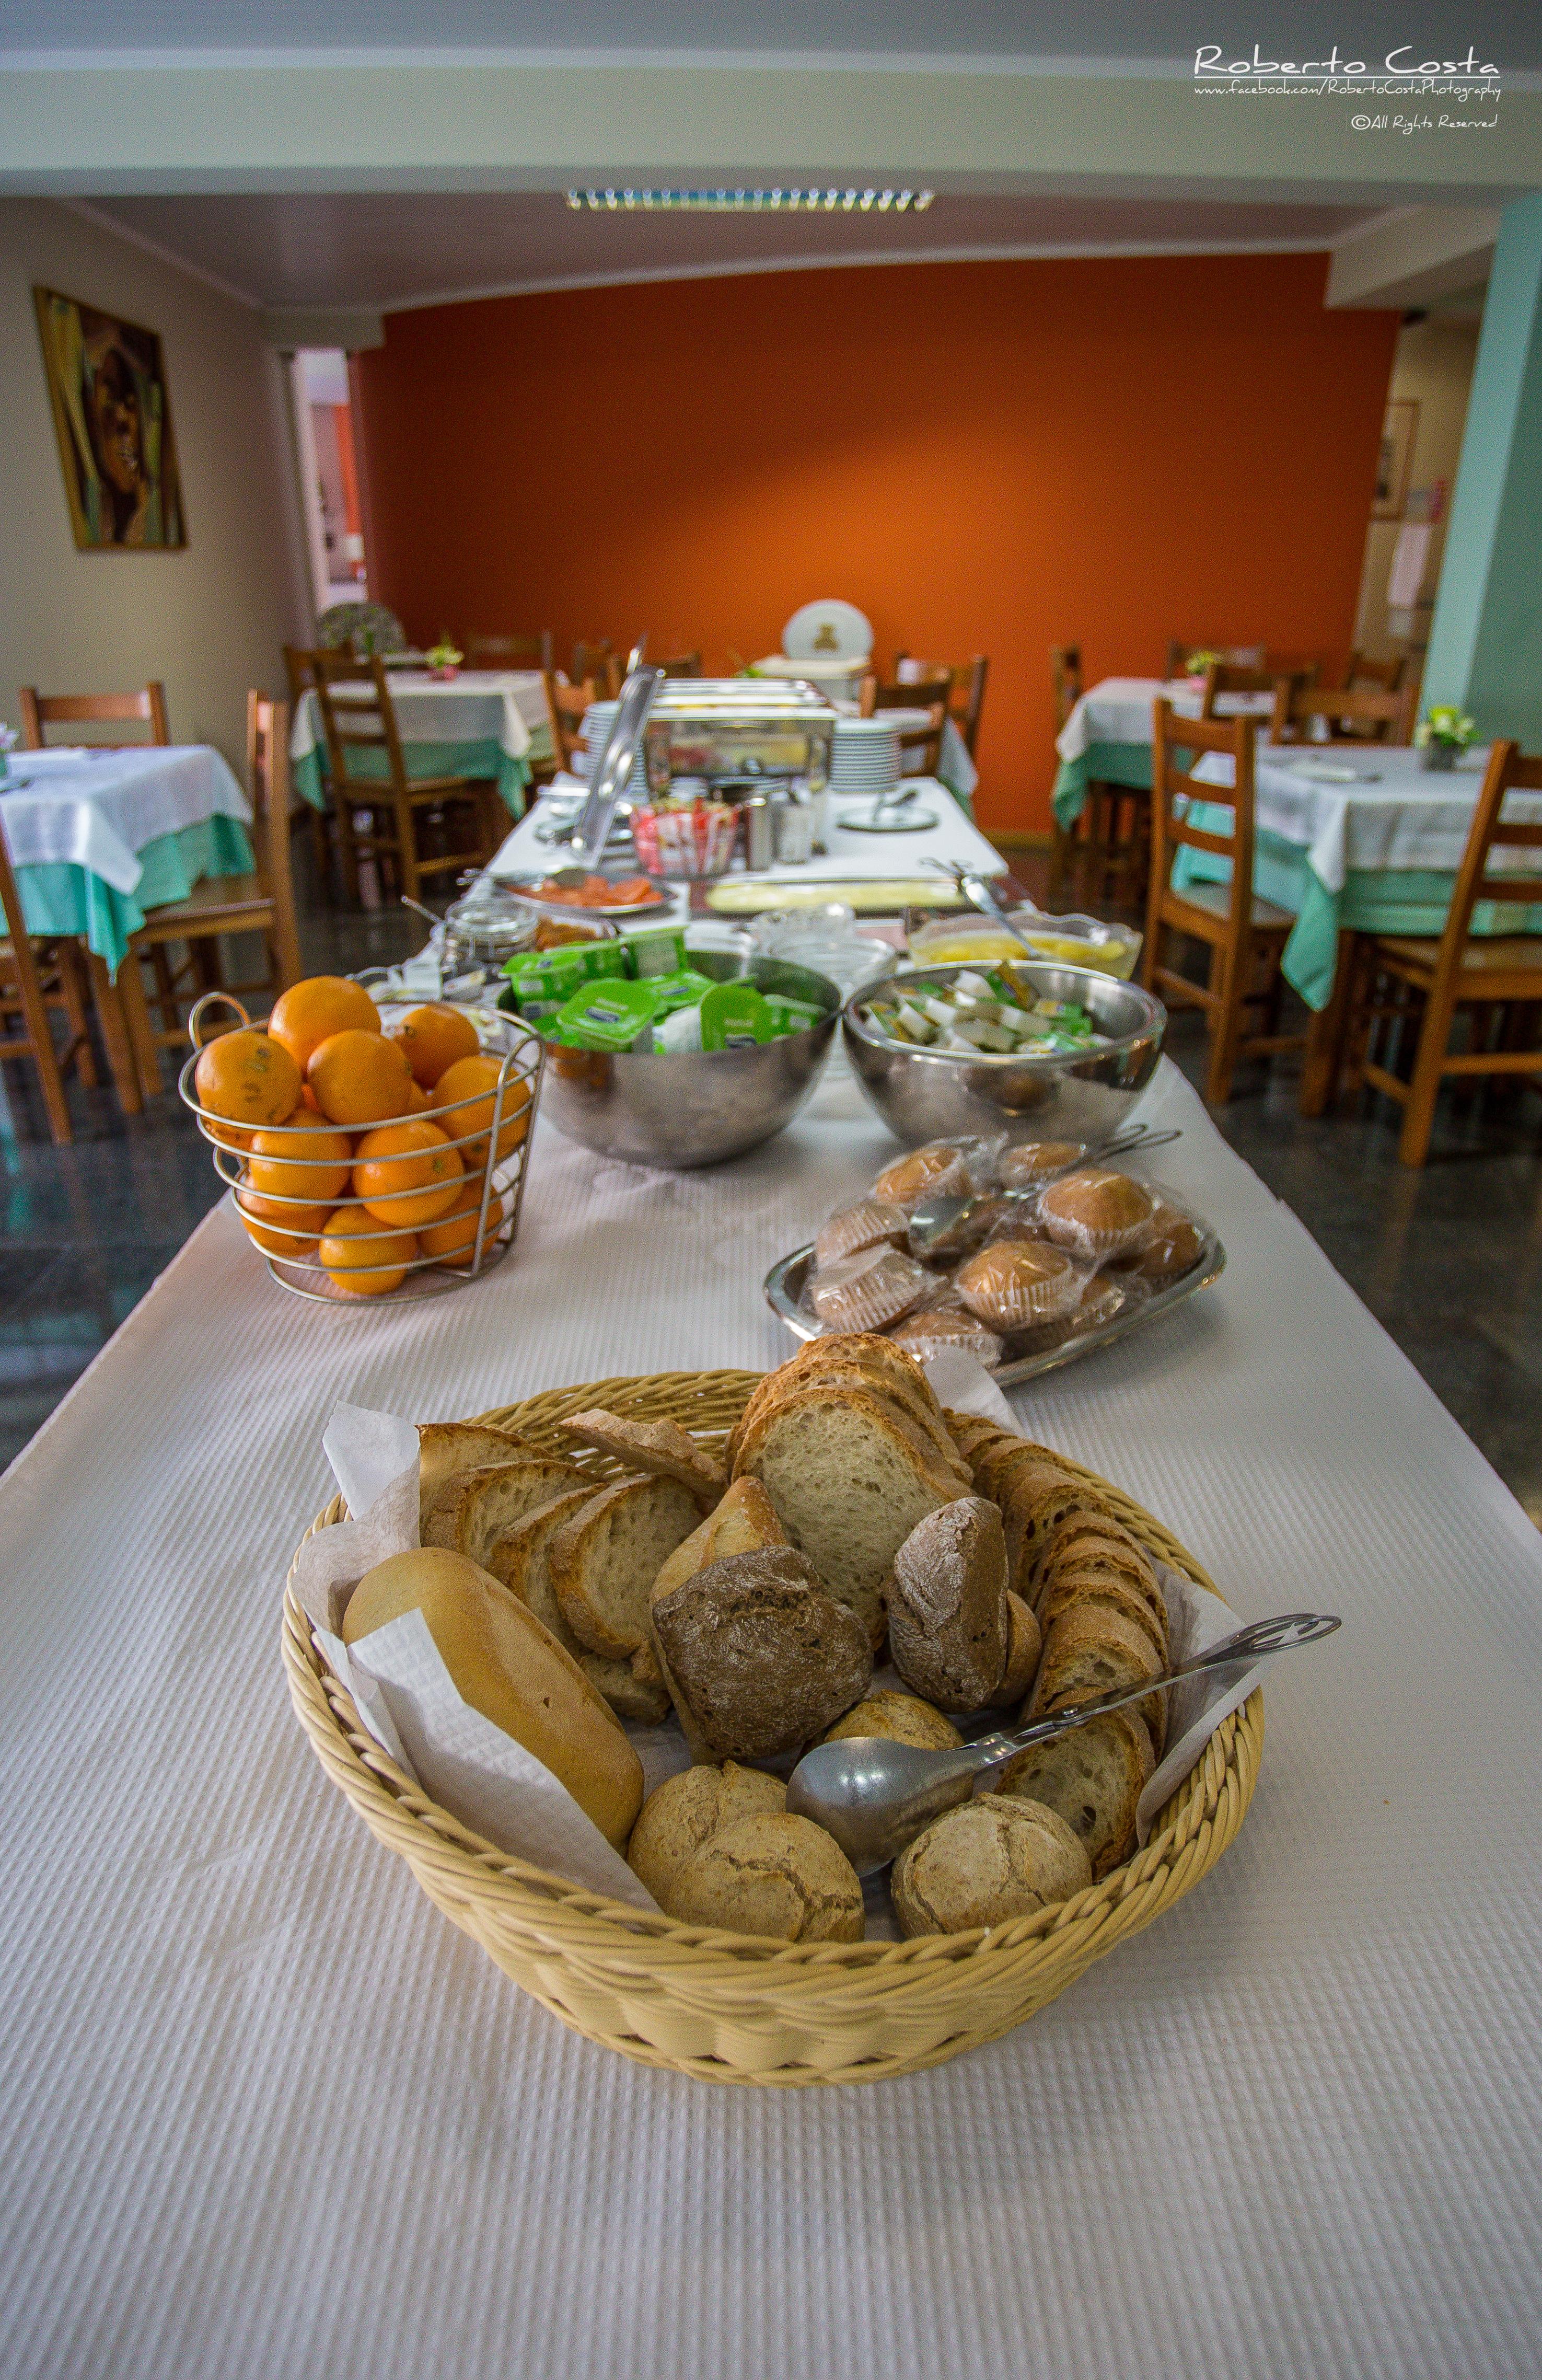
left=762, top=1208, right=1226, bottom=1385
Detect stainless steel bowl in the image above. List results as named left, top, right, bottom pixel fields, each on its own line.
left=842, top=961, right=1166, bottom=1148
left=537, top=951, right=840, bottom=1169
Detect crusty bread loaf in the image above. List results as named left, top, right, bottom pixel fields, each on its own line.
left=888, top=1495, right=1010, bottom=1711
left=416, top=1420, right=534, bottom=1529
left=1028, top=1602, right=1167, bottom=1751
left=732, top=1385, right=966, bottom=1646
left=996, top=1708, right=1154, bottom=1878
left=890, top=1792, right=1091, bottom=1936
left=650, top=1547, right=873, bottom=1758
left=626, top=1761, right=787, bottom=1904
left=650, top=1476, right=787, bottom=1607
left=549, top=1474, right=702, bottom=1659
left=423, top=1454, right=590, bottom=1564
left=485, top=1489, right=670, bottom=1723
left=665, top=1812, right=864, bottom=1941
left=556, top=1407, right=725, bottom=1506
left=820, top=1690, right=961, bottom=1751
left=343, top=1545, right=643, bottom=1847
left=985, top=1590, right=1042, bottom=1709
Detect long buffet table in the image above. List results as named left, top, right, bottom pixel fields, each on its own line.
left=3, top=1051, right=1541, bottom=2377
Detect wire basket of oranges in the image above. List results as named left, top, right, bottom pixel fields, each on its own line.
left=178, top=975, right=545, bottom=1304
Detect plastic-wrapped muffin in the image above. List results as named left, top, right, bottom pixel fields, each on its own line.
left=1004, top=1267, right=1126, bottom=1357
left=1114, top=1204, right=1206, bottom=1287
left=814, top=1198, right=910, bottom=1272
left=953, top=1238, right=1083, bottom=1332
left=871, top=1140, right=972, bottom=1212
left=808, top=1243, right=931, bottom=1334
left=998, top=1140, right=1087, bottom=1191
left=889, top=1300, right=1004, bottom=1368
left=1037, top=1167, right=1158, bottom=1261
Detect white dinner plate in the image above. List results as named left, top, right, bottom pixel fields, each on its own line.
left=782, top=598, right=874, bottom=661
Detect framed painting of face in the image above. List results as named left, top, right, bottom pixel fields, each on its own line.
left=33, top=286, right=187, bottom=550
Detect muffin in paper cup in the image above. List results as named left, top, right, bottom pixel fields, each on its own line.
left=998, top=1140, right=1088, bottom=1191
left=814, top=1198, right=910, bottom=1272
left=1037, top=1167, right=1159, bottom=1262
left=952, top=1238, right=1083, bottom=1332
left=1002, top=1266, right=1128, bottom=1357
left=872, top=1133, right=1003, bottom=1212
left=906, top=1189, right=1034, bottom=1266
left=1112, top=1203, right=1207, bottom=1287
left=807, top=1243, right=932, bottom=1334
left=889, top=1301, right=1005, bottom=1369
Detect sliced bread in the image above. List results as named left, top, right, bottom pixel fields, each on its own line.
left=549, top=1474, right=703, bottom=1659
left=423, top=1454, right=590, bottom=1565
left=732, top=1385, right=966, bottom=1647
left=1027, top=1602, right=1167, bottom=1752
left=726, top=1335, right=949, bottom=1469
left=1036, top=1564, right=1169, bottom=1661
left=996, top=1707, right=1154, bottom=1878
left=1034, top=1516, right=1167, bottom=1627
left=651, top=1476, right=786, bottom=1607
left=485, top=1489, right=671, bottom=1724
left=416, top=1420, right=535, bottom=1529
left=984, top=1589, right=1043, bottom=1709
left=736, top=1369, right=971, bottom=1492
left=556, top=1407, right=725, bottom=1506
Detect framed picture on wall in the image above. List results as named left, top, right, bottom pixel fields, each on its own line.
left=33, top=286, right=187, bottom=550
left=1373, top=398, right=1419, bottom=522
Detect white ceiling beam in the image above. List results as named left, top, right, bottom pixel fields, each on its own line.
left=1326, top=204, right=1501, bottom=307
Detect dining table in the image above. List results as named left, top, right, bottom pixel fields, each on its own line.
left=289, top=670, right=548, bottom=817
left=1052, top=676, right=1277, bottom=826
left=3, top=1042, right=1541, bottom=2379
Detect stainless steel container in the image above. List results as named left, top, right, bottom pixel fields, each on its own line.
left=741, top=794, right=776, bottom=870
left=538, top=951, right=841, bottom=1168
left=842, top=961, right=1166, bottom=1148
left=638, top=679, right=838, bottom=794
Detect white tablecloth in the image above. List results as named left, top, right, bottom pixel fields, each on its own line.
left=4, top=1054, right=1542, bottom=2377
left=1056, top=677, right=1274, bottom=763
left=0, top=745, right=251, bottom=893
left=1188, top=743, right=1541, bottom=894
left=289, top=671, right=541, bottom=771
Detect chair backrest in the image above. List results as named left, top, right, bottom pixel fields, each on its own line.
left=19, top=682, right=170, bottom=748
left=896, top=652, right=990, bottom=757
left=311, top=653, right=409, bottom=795
left=1276, top=680, right=1419, bottom=746
left=860, top=674, right=949, bottom=776
left=466, top=632, right=554, bottom=672
left=1343, top=650, right=1406, bottom=694
left=1429, top=740, right=1542, bottom=989
left=1166, top=640, right=1266, bottom=679
left=281, top=645, right=318, bottom=708
left=542, top=673, right=601, bottom=771
left=1048, top=644, right=1083, bottom=731
left=1198, top=662, right=1292, bottom=717
left=246, top=692, right=303, bottom=990
left=573, top=641, right=621, bottom=699
left=1151, top=701, right=1259, bottom=941
left=651, top=652, right=702, bottom=680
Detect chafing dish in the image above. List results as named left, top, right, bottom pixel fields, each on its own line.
left=636, top=678, right=839, bottom=794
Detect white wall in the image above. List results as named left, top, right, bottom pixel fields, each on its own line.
left=1352, top=314, right=1480, bottom=665
left=0, top=198, right=307, bottom=766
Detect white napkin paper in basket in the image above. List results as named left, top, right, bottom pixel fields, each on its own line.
left=291, top=1373, right=1258, bottom=1938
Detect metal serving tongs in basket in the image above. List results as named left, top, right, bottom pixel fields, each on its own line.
left=788, top=1611, right=1340, bottom=1873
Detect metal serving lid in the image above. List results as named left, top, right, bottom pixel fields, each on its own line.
left=567, top=664, right=664, bottom=864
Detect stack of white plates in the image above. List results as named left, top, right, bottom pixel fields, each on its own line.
left=830, top=717, right=901, bottom=794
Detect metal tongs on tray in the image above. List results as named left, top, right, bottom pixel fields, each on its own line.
left=548, top=648, right=663, bottom=875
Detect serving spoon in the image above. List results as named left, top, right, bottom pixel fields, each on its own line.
left=786, top=1611, right=1340, bottom=1874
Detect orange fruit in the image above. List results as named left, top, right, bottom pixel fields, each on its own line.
left=389, top=1003, right=481, bottom=1089
left=247, top=1125, right=353, bottom=1204
left=269, top=976, right=380, bottom=1072
left=418, top=1186, right=509, bottom=1270
left=319, top=1203, right=416, bottom=1296
left=352, top=1119, right=464, bottom=1225
left=236, top=1186, right=334, bottom=1260
left=404, top=1079, right=430, bottom=1114
left=307, top=1030, right=414, bottom=1127
left=206, top=1117, right=253, bottom=1154
left=433, top=1054, right=531, bottom=1162
left=194, top=1029, right=301, bottom=1130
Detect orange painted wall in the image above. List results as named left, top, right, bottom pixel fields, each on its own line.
left=355, top=252, right=1398, bottom=834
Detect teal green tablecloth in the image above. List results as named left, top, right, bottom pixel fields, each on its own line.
left=15, top=813, right=257, bottom=978
left=292, top=738, right=535, bottom=819
left=1051, top=743, right=1151, bottom=828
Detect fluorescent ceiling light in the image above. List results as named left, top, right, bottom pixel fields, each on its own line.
left=564, top=188, right=934, bottom=213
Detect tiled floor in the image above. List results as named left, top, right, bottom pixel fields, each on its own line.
left=3, top=859, right=1540, bottom=1523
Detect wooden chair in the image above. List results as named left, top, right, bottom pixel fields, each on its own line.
left=466, top=632, right=554, bottom=672
left=1143, top=702, right=1302, bottom=1104
left=0, top=818, right=100, bottom=1143
left=896, top=653, right=990, bottom=759
left=1048, top=645, right=1082, bottom=732
left=281, top=644, right=340, bottom=884
left=859, top=673, right=950, bottom=777
left=1046, top=644, right=1150, bottom=912
left=1165, top=641, right=1265, bottom=679
left=573, top=643, right=621, bottom=699
left=19, top=682, right=170, bottom=748
left=312, top=656, right=488, bottom=906
left=1340, top=739, right=1542, bottom=1165
left=1271, top=681, right=1419, bottom=746
left=116, top=695, right=305, bottom=1090
left=1198, top=662, right=1316, bottom=722
left=1343, top=652, right=1407, bottom=694
left=541, top=674, right=601, bottom=776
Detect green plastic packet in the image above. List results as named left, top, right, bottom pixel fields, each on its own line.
left=699, top=980, right=775, bottom=1051
left=621, top=926, right=689, bottom=979
left=763, top=993, right=823, bottom=1039
left=646, top=968, right=716, bottom=1017
left=551, top=976, right=660, bottom=1052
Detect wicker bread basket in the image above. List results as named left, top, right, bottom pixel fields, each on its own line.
left=283, top=1369, right=1263, bottom=2086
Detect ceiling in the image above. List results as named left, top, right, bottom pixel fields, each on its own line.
left=83, top=190, right=1384, bottom=313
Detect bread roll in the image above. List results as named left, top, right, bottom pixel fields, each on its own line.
left=820, top=1690, right=962, bottom=1750
left=666, top=1812, right=864, bottom=1941
left=627, top=1761, right=787, bottom=1904
left=890, top=1792, right=1091, bottom=1936
left=888, top=1495, right=1010, bottom=1711
left=996, top=1709, right=1154, bottom=1879
left=650, top=1547, right=873, bottom=1759
left=343, top=1546, right=643, bottom=1847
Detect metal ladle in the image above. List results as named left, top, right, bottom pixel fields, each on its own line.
left=786, top=1611, right=1340, bottom=1874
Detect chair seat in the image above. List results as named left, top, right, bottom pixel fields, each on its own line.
left=133, top=875, right=274, bottom=939
left=1373, top=931, right=1542, bottom=981
left=1166, top=881, right=1294, bottom=932
left=335, top=773, right=481, bottom=804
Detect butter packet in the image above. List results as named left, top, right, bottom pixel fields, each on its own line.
left=699, top=981, right=775, bottom=1051
left=621, top=926, right=689, bottom=979
left=550, top=977, right=659, bottom=1052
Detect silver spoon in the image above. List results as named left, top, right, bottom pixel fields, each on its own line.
left=786, top=1611, right=1339, bottom=1874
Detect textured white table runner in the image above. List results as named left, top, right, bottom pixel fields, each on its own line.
left=1056, top=676, right=1275, bottom=762
left=3, top=1055, right=1542, bottom=2378
left=289, top=671, right=540, bottom=772
left=0, top=744, right=251, bottom=891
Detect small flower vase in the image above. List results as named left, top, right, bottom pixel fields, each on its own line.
left=1422, top=741, right=1459, bottom=772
